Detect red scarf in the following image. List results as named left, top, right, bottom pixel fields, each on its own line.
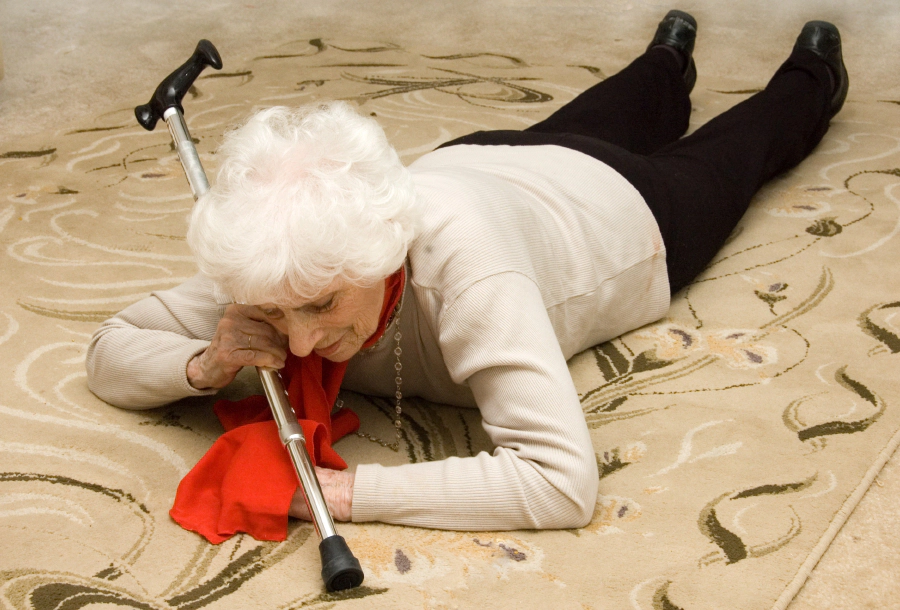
left=170, top=268, right=405, bottom=543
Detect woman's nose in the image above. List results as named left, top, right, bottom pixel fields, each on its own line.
left=287, top=322, right=326, bottom=357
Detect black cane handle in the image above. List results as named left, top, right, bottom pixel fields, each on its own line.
left=135, top=39, right=223, bottom=131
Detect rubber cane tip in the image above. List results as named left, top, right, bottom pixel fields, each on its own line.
left=319, top=535, right=364, bottom=592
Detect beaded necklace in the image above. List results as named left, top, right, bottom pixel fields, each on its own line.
left=341, top=292, right=404, bottom=451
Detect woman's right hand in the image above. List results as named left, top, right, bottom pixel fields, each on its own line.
left=186, top=304, right=289, bottom=389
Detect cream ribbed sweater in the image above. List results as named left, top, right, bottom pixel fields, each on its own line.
left=87, top=144, right=670, bottom=530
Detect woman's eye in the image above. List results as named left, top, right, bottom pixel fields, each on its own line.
left=307, top=296, right=335, bottom=313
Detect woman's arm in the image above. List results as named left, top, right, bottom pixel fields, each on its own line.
left=350, top=273, right=599, bottom=530
left=86, top=274, right=226, bottom=409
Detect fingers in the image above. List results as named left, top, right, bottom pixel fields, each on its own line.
left=219, top=305, right=288, bottom=367
left=231, top=302, right=279, bottom=323
left=187, top=305, right=290, bottom=389
left=236, top=347, right=285, bottom=371
left=288, top=468, right=355, bottom=522
left=227, top=305, right=289, bottom=346
left=289, top=488, right=312, bottom=521
left=314, top=466, right=351, bottom=486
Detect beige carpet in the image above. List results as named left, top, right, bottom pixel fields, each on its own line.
left=1, top=2, right=900, bottom=608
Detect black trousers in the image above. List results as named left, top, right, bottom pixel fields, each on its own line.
left=440, top=46, right=834, bottom=292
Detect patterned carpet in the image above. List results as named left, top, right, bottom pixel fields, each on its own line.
left=1, top=5, right=900, bottom=609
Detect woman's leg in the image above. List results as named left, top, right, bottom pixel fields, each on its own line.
left=642, top=45, right=836, bottom=291
left=438, top=49, right=832, bottom=293
left=524, top=47, right=692, bottom=155
left=440, top=19, right=844, bottom=296
left=443, top=10, right=697, bottom=155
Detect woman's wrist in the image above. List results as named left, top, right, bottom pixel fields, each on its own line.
left=331, top=472, right=354, bottom=522
left=289, top=469, right=354, bottom=522
left=186, top=354, right=212, bottom=389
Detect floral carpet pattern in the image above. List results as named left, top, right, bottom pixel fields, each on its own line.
left=1, top=38, right=899, bottom=610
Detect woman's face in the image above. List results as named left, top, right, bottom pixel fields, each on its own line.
left=256, top=277, right=386, bottom=362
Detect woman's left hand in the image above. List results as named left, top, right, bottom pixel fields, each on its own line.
left=288, top=466, right=354, bottom=522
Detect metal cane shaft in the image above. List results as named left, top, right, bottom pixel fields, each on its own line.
left=164, top=109, right=337, bottom=542
left=164, top=109, right=210, bottom=199
left=138, top=40, right=363, bottom=590
left=258, top=367, right=338, bottom=539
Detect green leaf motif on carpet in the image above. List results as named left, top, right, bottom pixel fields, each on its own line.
left=783, top=367, right=886, bottom=446
left=860, top=301, right=900, bottom=353
left=652, top=581, right=686, bottom=610
left=29, top=583, right=158, bottom=610
left=698, top=475, right=816, bottom=566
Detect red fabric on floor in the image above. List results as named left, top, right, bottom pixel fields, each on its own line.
left=170, top=269, right=404, bottom=543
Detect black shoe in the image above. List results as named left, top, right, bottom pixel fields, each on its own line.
left=647, top=9, right=698, bottom=93
left=794, top=21, right=848, bottom=117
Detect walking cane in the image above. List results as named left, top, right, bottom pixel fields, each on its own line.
left=135, top=39, right=364, bottom=592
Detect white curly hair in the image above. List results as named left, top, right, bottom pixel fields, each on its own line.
left=187, top=102, right=420, bottom=305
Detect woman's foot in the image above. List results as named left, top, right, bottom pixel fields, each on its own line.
left=647, top=9, right=698, bottom=93
left=793, top=21, right=849, bottom=117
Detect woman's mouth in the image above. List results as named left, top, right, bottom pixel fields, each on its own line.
left=314, top=337, right=343, bottom=358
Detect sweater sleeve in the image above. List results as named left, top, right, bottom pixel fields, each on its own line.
left=86, top=274, right=225, bottom=409
left=352, top=272, right=599, bottom=530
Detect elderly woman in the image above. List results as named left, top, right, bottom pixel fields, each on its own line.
left=87, top=12, right=848, bottom=534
